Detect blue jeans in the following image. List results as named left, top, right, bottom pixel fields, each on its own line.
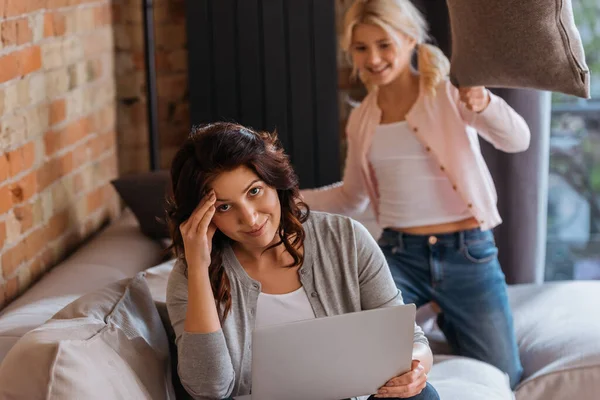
left=378, top=228, right=523, bottom=389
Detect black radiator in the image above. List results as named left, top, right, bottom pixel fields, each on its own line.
left=185, top=0, right=340, bottom=188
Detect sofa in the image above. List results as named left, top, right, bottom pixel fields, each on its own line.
left=0, top=209, right=598, bottom=400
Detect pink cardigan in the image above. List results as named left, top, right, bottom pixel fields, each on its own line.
left=302, top=80, right=531, bottom=231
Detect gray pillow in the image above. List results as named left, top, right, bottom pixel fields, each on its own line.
left=447, top=0, right=590, bottom=98
left=0, top=273, right=176, bottom=400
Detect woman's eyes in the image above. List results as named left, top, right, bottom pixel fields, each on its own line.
left=379, top=42, right=391, bottom=49
left=215, top=187, right=262, bottom=213
left=353, top=45, right=367, bottom=52
left=217, top=204, right=230, bottom=212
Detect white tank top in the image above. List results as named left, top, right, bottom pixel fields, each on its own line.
left=369, top=121, right=472, bottom=228
left=254, top=286, right=316, bottom=329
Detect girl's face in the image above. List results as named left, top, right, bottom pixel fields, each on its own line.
left=350, top=23, right=416, bottom=86
left=209, top=165, right=281, bottom=251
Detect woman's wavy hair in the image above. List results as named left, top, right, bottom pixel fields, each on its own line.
left=166, top=122, right=309, bottom=320
left=342, top=0, right=450, bottom=96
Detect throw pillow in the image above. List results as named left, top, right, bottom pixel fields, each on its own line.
left=111, top=170, right=171, bottom=239
left=0, top=273, right=176, bottom=400
left=447, top=0, right=590, bottom=98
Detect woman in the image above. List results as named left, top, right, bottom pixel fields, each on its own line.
left=165, top=122, right=439, bottom=400
left=301, top=0, right=528, bottom=388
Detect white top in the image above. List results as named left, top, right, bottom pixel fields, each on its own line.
left=254, top=286, right=316, bottom=329
left=369, top=121, right=472, bottom=229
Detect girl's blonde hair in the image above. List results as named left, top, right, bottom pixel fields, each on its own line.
left=342, top=0, right=449, bottom=95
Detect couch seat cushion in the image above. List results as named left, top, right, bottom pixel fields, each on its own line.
left=429, top=355, right=513, bottom=399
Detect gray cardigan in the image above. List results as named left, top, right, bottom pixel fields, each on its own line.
left=167, top=211, right=428, bottom=399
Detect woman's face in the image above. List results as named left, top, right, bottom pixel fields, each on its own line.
left=209, top=165, right=281, bottom=251
left=350, top=23, right=415, bottom=86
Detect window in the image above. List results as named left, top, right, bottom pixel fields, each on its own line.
left=546, top=0, right=600, bottom=281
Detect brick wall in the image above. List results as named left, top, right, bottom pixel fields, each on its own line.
left=0, top=0, right=120, bottom=309
left=112, top=0, right=361, bottom=175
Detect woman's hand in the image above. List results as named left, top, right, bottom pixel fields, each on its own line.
left=459, top=86, right=490, bottom=113
left=180, top=190, right=217, bottom=271
left=375, top=360, right=427, bottom=398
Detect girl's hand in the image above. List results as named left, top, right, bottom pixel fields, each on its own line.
left=459, top=86, right=490, bottom=113
left=179, top=190, right=217, bottom=271
left=375, top=360, right=427, bottom=398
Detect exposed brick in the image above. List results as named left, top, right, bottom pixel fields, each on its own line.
left=4, top=209, right=20, bottom=245
left=1, top=242, right=26, bottom=279
left=28, top=73, right=46, bottom=105
left=7, top=141, right=35, bottom=177
left=19, top=46, right=42, bottom=75
left=17, top=264, right=32, bottom=295
left=0, top=221, right=6, bottom=251
left=47, top=209, right=69, bottom=241
left=37, top=152, right=73, bottom=190
left=5, top=277, right=18, bottom=304
left=16, top=18, right=32, bottom=45
left=0, top=185, right=12, bottom=214
left=41, top=40, right=63, bottom=70
left=0, top=52, right=19, bottom=84
left=0, top=88, right=4, bottom=116
left=86, top=57, right=103, bottom=82
left=49, top=99, right=66, bottom=126
left=1, top=20, right=17, bottom=47
left=16, top=77, right=30, bottom=109
left=4, top=0, right=43, bottom=18
left=24, top=226, right=47, bottom=260
left=25, top=104, right=50, bottom=140
left=9, top=171, right=37, bottom=204
left=45, top=67, right=70, bottom=99
left=44, top=117, right=89, bottom=156
left=0, top=153, right=8, bottom=181
left=13, top=202, right=33, bottom=233
left=86, top=184, right=105, bottom=214
left=94, top=3, right=112, bottom=27
left=32, top=197, right=44, bottom=226
left=1, top=0, right=120, bottom=309
left=31, top=13, right=45, bottom=42
left=44, top=12, right=66, bottom=38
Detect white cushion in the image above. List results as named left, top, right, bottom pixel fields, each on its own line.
left=510, top=282, right=600, bottom=399
left=429, top=355, right=513, bottom=400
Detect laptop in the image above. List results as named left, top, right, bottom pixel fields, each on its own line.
left=235, top=303, right=416, bottom=400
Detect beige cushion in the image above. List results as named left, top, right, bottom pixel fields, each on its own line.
left=0, top=209, right=165, bottom=364
left=0, top=273, right=175, bottom=400
left=429, top=355, right=513, bottom=400
left=447, top=0, right=590, bottom=98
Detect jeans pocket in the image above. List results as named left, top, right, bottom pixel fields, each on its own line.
left=461, top=240, right=498, bottom=264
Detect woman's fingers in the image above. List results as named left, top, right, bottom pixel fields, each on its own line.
left=376, top=373, right=427, bottom=398
left=385, top=360, right=423, bottom=387
left=197, top=204, right=216, bottom=235
left=183, top=191, right=216, bottom=235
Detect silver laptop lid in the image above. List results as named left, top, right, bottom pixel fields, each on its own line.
left=250, top=304, right=416, bottom=400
